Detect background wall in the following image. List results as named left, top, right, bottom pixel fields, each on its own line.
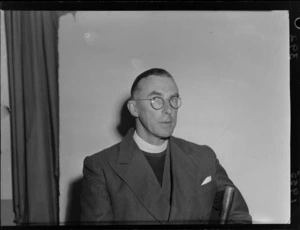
left=58, top=11, right=290, bottom=224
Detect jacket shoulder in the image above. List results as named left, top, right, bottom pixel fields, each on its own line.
left=83, top=142, right=120, bottom=169
left=172, top=136, right=216, bottom=156
left=171, top=136, right=217, bottom=159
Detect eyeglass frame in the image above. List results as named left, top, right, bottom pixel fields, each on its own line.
left=134, top=95, right=182, bottom=110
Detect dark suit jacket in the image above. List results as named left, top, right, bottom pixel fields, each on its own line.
left=81, top=128, right=251, bottom=224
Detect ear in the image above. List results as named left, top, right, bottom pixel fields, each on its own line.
left=127, top=99, right=139, bottom=118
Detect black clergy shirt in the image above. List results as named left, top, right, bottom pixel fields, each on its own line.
left=143, top=150, right=167, bottom=187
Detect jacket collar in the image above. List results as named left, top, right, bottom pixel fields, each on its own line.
left=116, top=128, right=138, bottom=164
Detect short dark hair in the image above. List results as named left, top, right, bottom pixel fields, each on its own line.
left=130, top=68, right=173, bottom=99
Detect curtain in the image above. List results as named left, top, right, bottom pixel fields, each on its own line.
left=5, top=11, right=60, bottom=225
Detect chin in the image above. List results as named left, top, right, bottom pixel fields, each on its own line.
left=159, top=134, right=172, bottom=139
left=157, top=129, right=174, bottom=139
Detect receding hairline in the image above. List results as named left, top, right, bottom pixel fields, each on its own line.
left=130, top=68, right=174, bottom=99
left=132, top=74, right=175, bottom=99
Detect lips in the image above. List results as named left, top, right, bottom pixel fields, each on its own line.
left=161, top=121, right=172, bottom=124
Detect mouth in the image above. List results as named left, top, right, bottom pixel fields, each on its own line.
left=161, top=121, right=172, bottom=124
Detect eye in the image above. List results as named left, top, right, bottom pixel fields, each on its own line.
left=152, top=97, right=163, bottom=103
left=170, top=96, right=178, bottom=102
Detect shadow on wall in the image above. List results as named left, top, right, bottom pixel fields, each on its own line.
left=116, top=97, right=135, bottom=138
left=64, top=98, right=135, bottom=224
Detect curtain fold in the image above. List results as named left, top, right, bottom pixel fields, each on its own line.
left=5, top=11, right=60, bottom=225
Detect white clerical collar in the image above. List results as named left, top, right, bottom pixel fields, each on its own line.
left=133, top=130, right=168, bottom=153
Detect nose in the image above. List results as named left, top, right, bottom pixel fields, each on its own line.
left=162, top=99, right=172, bottom=114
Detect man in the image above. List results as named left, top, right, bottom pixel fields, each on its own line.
left=81, top=68, right=252, bottom=224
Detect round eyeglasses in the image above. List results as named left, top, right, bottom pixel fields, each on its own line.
left=135, top=96, right=182, bottom=110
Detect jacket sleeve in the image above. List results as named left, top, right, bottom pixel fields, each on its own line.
left=214, top=156, right=252, bottom=224
left=80, top=156, right=113, bottom=224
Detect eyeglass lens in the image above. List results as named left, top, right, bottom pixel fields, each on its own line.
left=151, top=97, right=181, bottom=109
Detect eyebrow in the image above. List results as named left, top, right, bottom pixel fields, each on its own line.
left=147, top=91, right=179, bottom=98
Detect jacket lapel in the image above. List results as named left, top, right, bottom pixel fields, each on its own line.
left=161, top=144, right=171, bottom=208
left=109, top=129, right=170, bottom=222
left=168, top=136, right=199, bottom=221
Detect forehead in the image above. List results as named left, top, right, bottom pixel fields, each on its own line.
left=137, top=75, right=178, bottom=96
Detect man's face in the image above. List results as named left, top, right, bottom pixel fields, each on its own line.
left=133, top=75, right=179, bottom=145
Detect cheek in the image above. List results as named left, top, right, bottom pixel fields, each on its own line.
left=172, top=111, right=178, bottom=122
left=147, top=111, right=161, bottom=128
left=140, top=109, right=160, bottom=129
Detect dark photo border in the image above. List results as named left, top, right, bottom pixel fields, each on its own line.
left=1, top=1, right=299, bottom=230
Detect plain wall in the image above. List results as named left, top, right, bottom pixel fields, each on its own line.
left=58, top=11, right=290, bottom=224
